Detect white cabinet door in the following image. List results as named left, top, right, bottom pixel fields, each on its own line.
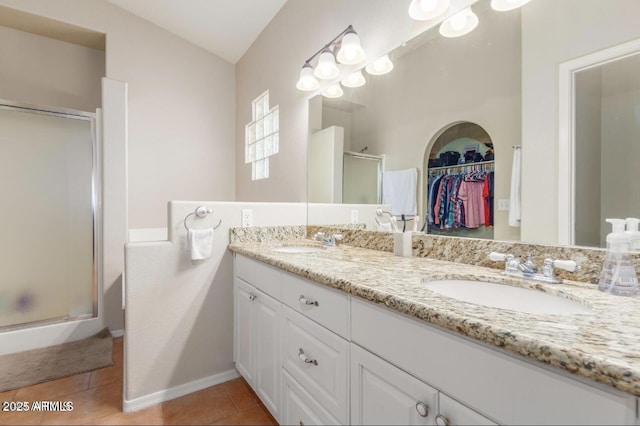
left=234, top=278, right=255, bottom=385
left=254, top=289, right=282, bottom=420
left=437, top=394, right=496, bottom=426
left=351, top=343, right=438, bottom=425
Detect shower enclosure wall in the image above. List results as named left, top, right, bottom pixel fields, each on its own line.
left=0, top=99, right=102, bottom=354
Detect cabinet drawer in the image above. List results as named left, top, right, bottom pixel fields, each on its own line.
left=351, top=298, right=635, bottom=425
left=281, top=370, right=340, bottom=426
left=283, top=306, right=349, bottom=423
left=235, top=254, right=282, bottom=300
left=282, top=272, right=350, bottom=339
left=438, top=394, right=496, bottom=426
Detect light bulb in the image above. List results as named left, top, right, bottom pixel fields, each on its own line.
left=408, top=0, right=450, bottom=21
left=337, top=31, right=366, bottom=65
left=490, top=0, right=531, bottom=11
left=365, top=54, right=393, bottom=76
left=450, top=13, right=468, bottom=31
left=439, top=7, right=478, bottom=38
left=314, top=50, right=340, bottom=79
left=420, top=0, right=438, bottom=12
left=296, top=64, right=320, bottom=91
left=342, top=70, right=366, bottom=88
left=323, top=83, right=344, bottom=98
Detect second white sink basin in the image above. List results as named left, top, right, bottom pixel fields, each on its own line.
left=424, top=279, right=591, bottom=315
left=271, top=246, right=325, bottom=254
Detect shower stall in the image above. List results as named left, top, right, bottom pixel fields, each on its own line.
left=0, top=99, right=103, bottom=355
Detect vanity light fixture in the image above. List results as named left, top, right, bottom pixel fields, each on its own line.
left=322, top=83, right=344, bottom=98
left=490, top=0, right=531, bottom=11
left=365, top=54, right=394, bottom=76
left=408, top=0, right=451, bottom=21
left=296, top=25, right=366, bottom=92
left=439, top=7, right=479, bottom=38
left=342, top=70, right=367, bottom=88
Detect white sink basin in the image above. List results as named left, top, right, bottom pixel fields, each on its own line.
left=424, top=279, right=591, bottom=315
left=271, top=246, right=325, bottom=254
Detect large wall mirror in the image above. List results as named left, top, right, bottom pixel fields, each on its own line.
left=307, top=0, right=640, bottom=248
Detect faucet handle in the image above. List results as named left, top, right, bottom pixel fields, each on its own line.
left=311, top=232, right=325, bottom=241
left=545, top=258, right=579, bottom=272
left=489, top=252, right=508, bottom=262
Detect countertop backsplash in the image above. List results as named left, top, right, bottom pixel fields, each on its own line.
left=230, top=225, right=640, bottom=285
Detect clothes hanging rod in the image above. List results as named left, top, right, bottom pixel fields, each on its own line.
left=428, top=160, right=494, bottom=172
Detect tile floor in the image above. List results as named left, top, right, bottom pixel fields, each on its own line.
left=0, top=338, right=277, bottom=425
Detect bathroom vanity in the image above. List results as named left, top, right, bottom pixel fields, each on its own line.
left=230, top=240, right=640, bottom=425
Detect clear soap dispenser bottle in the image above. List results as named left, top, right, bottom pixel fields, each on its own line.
left=625, top=218, right=640, bottom=252
left=599, top=218, right=639, bottom=296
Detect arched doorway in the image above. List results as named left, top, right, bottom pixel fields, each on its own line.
left=422, top=122, right=495, bottom=239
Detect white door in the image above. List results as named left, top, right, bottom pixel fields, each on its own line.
left=234, top=278, right=256, bottom=385
left=351, top=343, right=438, bottom=425
left=254, top=289, right=282, bottom=421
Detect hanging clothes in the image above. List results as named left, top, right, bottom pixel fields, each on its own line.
left=427, top=163, right=494, bottom=230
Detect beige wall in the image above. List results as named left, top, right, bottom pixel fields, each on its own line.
left=0, top=0, right=236, bottom=229
left=0, top=25, right=104, bottom=111
left=521, top=0, right=640, bottom=244
left=574, top=69, right=602, bottom=247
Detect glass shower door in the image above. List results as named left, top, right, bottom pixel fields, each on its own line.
left=0, top=106, right=96, bottom=329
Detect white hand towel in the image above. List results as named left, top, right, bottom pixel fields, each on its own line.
left=188, top=228, right=214, bottom=260
left=382, top=168, right=418, bottom=217
left=509, top=147, right=521, bottom=227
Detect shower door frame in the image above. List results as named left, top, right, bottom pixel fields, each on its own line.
left=0, top=98, right=101, bottom=330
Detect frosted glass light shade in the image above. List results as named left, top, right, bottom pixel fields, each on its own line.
left=337, top=31, right=366, bottom=65
left=322, top=83, right=344, bottom=98
left=408, top=0, right=450, bottom=21
left=296, top=64, right=320, bottom=91
left=342, top=70, right=366, bottom=88
left=365, top=54, right=394, bottom=76
left=314, top=50, right=340, bottom=79
left=439, top=7, right=479, bottom=38
left=491, top=0, right=531, bottom=11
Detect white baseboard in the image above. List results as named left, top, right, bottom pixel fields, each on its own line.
left=110, top=329, right=125, bottom=338
left=122, top=369, right=239, bottom=413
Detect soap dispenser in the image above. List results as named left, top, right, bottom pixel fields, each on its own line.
left=599, top=218, right=639, bottom=296
left=625, top=218, right=640, bottom=252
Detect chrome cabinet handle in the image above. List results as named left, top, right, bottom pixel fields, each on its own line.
left=248, top=292, right=257, bottom=301
left=298, top=348, right=318, bottom=366
left=415, top=401, right=429, bottom=417
left=435, top=414, right=450, bottom=426
left=299, top=295, right=319, bottom=307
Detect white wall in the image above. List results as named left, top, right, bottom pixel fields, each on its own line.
left=124, top=200, right=384, bottom=409
left=0, top=25, right=104, bottom=111
left=521, top=0, right=640, bottom=244
left=0, top=0, right=236, bottom=229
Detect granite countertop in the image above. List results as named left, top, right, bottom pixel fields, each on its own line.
left=228, top=240, right=640, bottom=398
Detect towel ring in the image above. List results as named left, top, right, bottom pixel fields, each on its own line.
left=184, top=205, right=222, bottom=231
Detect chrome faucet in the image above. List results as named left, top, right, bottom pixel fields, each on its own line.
left=311, top=232, right=343, bottom=247
left=489, top=252, right=579, bottom=284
